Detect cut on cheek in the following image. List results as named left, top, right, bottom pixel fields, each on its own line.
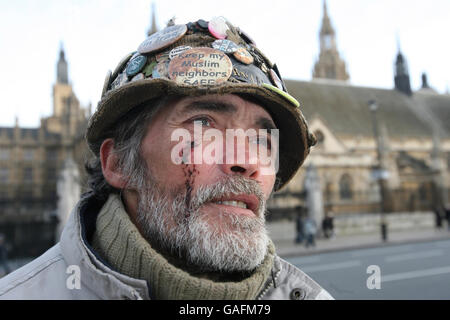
left=181, top=162, right=198, bottom=219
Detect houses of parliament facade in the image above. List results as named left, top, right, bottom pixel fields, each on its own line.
left=0, top=2, right=449, bottom=255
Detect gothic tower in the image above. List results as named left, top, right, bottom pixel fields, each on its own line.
left=313, top=0, right=350, bottom=81
left=50, top=44, right=86, bottom=139
left=57, top=43, right=68, bottom=84
left=394, top=43, right=412, bottom=95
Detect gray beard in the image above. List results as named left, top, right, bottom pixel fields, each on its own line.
left=134, top=173, right=269, bottom=273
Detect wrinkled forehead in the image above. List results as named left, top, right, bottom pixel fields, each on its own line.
left=163, top=94, right=276, bottom=125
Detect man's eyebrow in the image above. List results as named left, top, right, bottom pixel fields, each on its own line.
left=255, top=117, right=277, bottom=131
left=179, top=101, right=276, bottom=130
left=181, top=101, right=237, bottom=115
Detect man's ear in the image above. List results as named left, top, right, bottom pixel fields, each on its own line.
left=100, top=138, right=127, bottom=189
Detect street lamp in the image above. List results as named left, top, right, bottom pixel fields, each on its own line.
left=368, top=100, right=388, bottom=242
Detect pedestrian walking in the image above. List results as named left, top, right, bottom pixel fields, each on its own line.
left=321, top=216, right=329, bottom=238
left=0, top=234, right=10, bottom=276
left=445, top=204, right=450, bottom=231
left=322, top=211, right=335, bottom=239
left=295, top=208, right=305, bottom=244
left=304, top=218, right=317, bottom=248
left=433, top=205, right=444, bottom=230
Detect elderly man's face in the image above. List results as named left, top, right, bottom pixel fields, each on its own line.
left=128, top=94, right=278, bottom=272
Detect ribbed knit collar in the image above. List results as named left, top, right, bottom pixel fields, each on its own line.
left=91, top=194, right=275, bottom=300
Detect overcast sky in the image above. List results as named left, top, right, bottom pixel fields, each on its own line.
left=1, top=0, right=449, bottom=127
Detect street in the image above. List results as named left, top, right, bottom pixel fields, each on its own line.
left=286, top=239, right=450, bottom=299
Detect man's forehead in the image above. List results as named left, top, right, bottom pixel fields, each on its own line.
left=174, top=94, right=275, bottom=121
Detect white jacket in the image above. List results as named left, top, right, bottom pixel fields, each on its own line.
left=0, top=193, right=333, bottom=300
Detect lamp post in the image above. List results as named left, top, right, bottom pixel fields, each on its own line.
left=368, top=100, right=388, bottom=242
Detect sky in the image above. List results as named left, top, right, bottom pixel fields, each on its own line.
left=0, top=0, right=449, bottom=127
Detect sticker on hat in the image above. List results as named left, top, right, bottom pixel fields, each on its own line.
left=212, top=39, right=238, bottom=53
left=262, top=83, right=300, bottom=108
left=269, top=69, right=284, bottom=90
left=233, top=47, right=254, bottom=65
left=208, top=16, right=229, bottom=40
left=131, top=73, right=144, bottom=82
left=138, top=24, right=187, bottom=55
left=168, top=47, right=232, bottom=86
left=169, top=46, right=192, bottom=60
left=143, top=60, right=157, bottom=77
left=153, top=60, right=170, bottom=79
left=126, top=54, right=147, bottom=77
left=230, top=58, right=271, bottom=85
left=110, top=72, right=129, bottom=91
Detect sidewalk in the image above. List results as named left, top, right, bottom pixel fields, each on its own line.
left=270, top=226, right=450, bottom=258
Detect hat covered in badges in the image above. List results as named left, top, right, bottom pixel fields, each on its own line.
left=86, top=17, right=316, bottom=191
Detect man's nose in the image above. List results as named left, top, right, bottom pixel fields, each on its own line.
left=220, top=135, right=261, bottom=179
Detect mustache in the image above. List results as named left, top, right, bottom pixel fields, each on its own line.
left=188, top=175, right=266, bottom=217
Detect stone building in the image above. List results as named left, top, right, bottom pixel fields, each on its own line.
left=0, top=46, right=90, bottom=256
left=267, top=2, right=450, bottom=219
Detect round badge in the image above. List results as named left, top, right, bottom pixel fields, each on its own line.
left=110, top=72, right=129, bottom=90
left=155, top=60, right=169, bottom=79
left=126, top=55, right=148, bottom=77
left=155, top=51, right=170, bottom=62
left=230, top=56, right=271, bottom=86
left=261, top=63, right=269, bottom=73
left=138, top=24, right=188, bottom=55
left=212, top=39, right=238, bottom=53
left=143, top=60, right=157, bottom=77
left=186, top=22, right=198, bottom=33
left=131, top=73, right=144, bottom=82
left=101, top=70, right=112, bottom=97
left=208, top=16, right=229, bottom=40
left=168, top=47, right=232, bottom=86
left=169, top=46, right=192, bottom=60
left=152, top=67, right=161, bottom=79
left=233, top=47, right=254, bottom=65
left=196, top=19, right=209, bottom=29
left=269, top=69, right=283, bottom=90
left=111, top=52, right=134, bottom=80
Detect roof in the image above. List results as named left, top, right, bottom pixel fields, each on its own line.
left=284, top=79, right=450, bottom=139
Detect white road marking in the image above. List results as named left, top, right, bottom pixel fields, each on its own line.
left=382, top=266, right=450, bottom=283
left=300, top=260, right=361, bottom=273
left=351, top=245, right=412, bottom=258
left=385, top=249, right=444, bottom=263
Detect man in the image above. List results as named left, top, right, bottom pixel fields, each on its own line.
left=0, top=17, right=332, bottom=300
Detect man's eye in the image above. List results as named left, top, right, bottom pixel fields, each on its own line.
left=250, top=136, right=271, bottom=149
left=193, top=117, right=212, bottom=127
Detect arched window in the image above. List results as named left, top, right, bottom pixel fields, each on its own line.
left=339, top=174, right=353, bottom=200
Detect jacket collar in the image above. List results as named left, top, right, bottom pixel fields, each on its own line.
left=59, top=192, right=150, bottom=300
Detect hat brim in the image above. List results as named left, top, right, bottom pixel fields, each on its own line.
left=86, top=78, right=311, bottom=192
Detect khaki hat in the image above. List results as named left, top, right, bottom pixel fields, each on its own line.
left=86, top=17, right=316, bottom=192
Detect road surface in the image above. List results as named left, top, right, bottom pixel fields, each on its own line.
left=286, top=238, right=450, bottom=299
